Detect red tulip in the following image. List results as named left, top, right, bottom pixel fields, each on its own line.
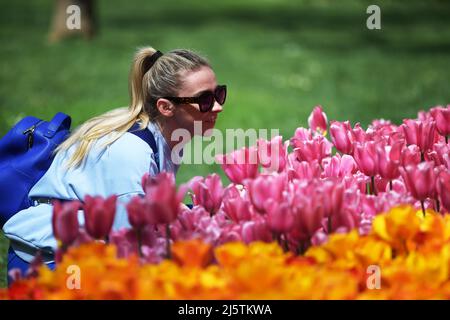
left=401, top=119, right=436, bottom=153
left=400, top=162, right=437, bottom=201
left=257, top=136, right=287, bottom=173
left=142, top=172, right=187, bottom=225
left=308, top=105, right=328, bottom=134
left=126, top=196, right=151, bottom=230
left=141, top=172, right=150, bottom=191
left=52, top=201, right=81, bottom=246
left=430, top=105, right=450, bottom=137
left=436, top=171, right=450, bottom=212
left=189, top=174, right=223, bottom=215
left=217, top=147, right=259, bottom=184
left=83, top=195, right=117, bottom=239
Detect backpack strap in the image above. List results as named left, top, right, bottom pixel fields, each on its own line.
left=44, top=112, right=71, bottom=138
left=30, top=123, right=161, bottom=208
left=128, top=122, right=160, bottom=172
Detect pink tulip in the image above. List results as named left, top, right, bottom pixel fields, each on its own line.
left=143, top=172, right=187, bottom=224
left=241, top=220, right=272, bottom=244
left=189, top=174, right=223, bottom=215
left=353, top=141, right=378, bottom=177
left=426, top=142, right=450, bottom=169
left=222, top=195, right=253, bottom=223
left=436, top=171, right=450, bottom=212
left=418, top=110, right=433, bottom=122
left=287, top=155, right=321, bottom=181
left=217, top=147, right=259, bottom=184
left=109, top=226, right=158, bottom=259
left=377, top=141, right=402, bottom=180
left=370, top=119, right=398, bottom=136
left=83, top=195, right=117, bottom=239
left=292, top=135, right=332, bottom=163
left=290, top=182, right=325, bottom=241
left=329, top=121, right=354, bottom=154
left=291, top=203, right=324, bottom=241
left=257, top=136, right=288, bottom=173
left=265, top=200, right=295, bottom=234
left=176, top=205, right=209, bottom=232
left=374, top=176, right=390, bottom=193
left=247, top=173, right=286, bottom=213
left=52, top=200, right=81, bottom=246
left=322, top=154, right=357, bottom=178
left=352, top=123, right=367, bottom=143
left=310, top=229, right=328, bottom=246
left=290, top=127, right=312, bottom=144
left=400, top=162, right=437, bottom=201
left=343, top=172, right=370, bottom=194
left=308, top=105, right=328, bottom=134
left=430, top=106, right=450, bottom=138
left=329, top=208, right=358, bottom=233
left=320, top=179, right=344, bottom=218
left=401, top=119, right=436, bottom=153
left=400, top=144, right=422, bottom=167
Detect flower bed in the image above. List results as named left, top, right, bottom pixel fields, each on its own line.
left=3, top=206, right=450, bottom=299
left=2, top=105, right=450, bottom=299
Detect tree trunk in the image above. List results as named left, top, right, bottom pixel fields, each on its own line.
left=48, top=0, right=97, bottom=43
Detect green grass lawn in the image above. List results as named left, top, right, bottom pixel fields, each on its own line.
left=1, top=0, right=450, bottom=288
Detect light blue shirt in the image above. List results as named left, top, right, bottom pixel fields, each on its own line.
left=3, top=121, right=181, bottom=263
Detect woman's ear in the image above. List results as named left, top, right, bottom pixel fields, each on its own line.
left=156, top=98, right=175, bottom=117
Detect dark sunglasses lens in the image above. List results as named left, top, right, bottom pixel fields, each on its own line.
left=215, top=86, right=227, bottom=105
left=198, top=92, right=214, bottom=112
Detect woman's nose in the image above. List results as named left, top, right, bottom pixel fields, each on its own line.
left=211, top=100, right=223, bottom=113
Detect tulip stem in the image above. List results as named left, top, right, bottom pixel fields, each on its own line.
left=136, top=229, right=143, bottom=258
left=282, top=235, right=289, bottom=253
left=371, top=176, right=377, bottom=196
left=446, top=135, right=448, bottom=144
left=165, top=224, right=172, bottom=259
left=435, top=198, right=440, bottom=213
left=298, top=241, right=305, bottom=256
left=420, top=200, right=426, bottom=217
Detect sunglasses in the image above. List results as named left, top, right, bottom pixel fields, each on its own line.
left=163, top=85, right=227, bottom=113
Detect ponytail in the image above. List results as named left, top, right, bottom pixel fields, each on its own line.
left=55, top=46, right=210, bottom=169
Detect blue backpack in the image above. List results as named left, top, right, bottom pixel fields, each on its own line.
left=0, top=113, right=158, bottom=228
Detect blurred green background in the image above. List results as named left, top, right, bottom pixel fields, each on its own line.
left=1, top=0, right=450, bottom=287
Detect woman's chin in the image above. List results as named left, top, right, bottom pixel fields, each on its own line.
left=202, top=121, right=216, bottom=136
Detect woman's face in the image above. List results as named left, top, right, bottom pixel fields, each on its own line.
left=169, top=66, right=224, bottom=136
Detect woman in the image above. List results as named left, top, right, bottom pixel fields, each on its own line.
left=3, top=47, right=226, bottom=282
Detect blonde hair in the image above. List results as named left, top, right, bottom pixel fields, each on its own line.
left=55, top=47, right=210, bottom=169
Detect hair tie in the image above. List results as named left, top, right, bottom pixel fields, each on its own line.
left=144, top=50, right=163, bottom=72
